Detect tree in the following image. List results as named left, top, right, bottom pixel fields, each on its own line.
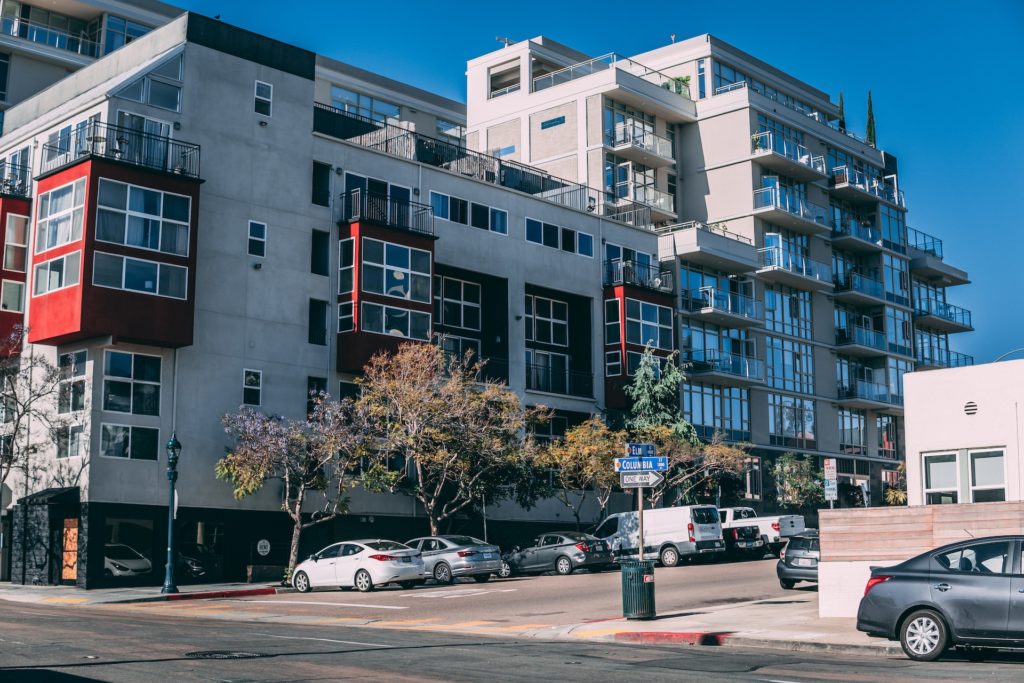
left=623, top=344, right=698, bottom=444
left=884, top=463, right=907, bottom=506
left=357, top=343, right=541, bottom=535
left=837, top=91, right=846, bottom=132
left=865, top=90, right=876, bottom=147
left=643, top=427, right=749, bottom=507
left=539, top=416, right=625, bottom=528
left=218, top=393, right=366, bottom=569
left=770, top=452, right=824, bottom=508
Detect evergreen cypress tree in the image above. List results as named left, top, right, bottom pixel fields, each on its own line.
left=838, top=91, right=846, bottom=132
left=865, top=90, right=876, bottom=147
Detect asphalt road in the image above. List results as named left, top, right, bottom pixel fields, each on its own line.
left=2, top=600, right=1023, bottom=682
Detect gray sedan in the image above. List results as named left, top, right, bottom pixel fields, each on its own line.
left=405, top=535, right=502, bottom=584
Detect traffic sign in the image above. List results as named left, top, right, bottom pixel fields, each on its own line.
left=823, top=458, right=837, bottom=480
left=615, top=456, right=668, bottom=472
left=824, top=457, right=838, bottom=502
left=621, top=471, right=664, bottom=488
left=626, top=443, right=656, bottom=458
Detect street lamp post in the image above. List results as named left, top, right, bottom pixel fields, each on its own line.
left=161, top=433, right=182, bottom=595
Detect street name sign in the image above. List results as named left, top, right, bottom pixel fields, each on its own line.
left=614, top=456, right=668, bottom=472
left=621, top=471, right=665, bottom=488
left=625, top=443, right=656, bottom=458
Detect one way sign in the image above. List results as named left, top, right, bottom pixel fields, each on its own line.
left=620, top=471, right=665, bottom=488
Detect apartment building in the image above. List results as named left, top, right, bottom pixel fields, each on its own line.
left=0, top=16, right=972, bottom=587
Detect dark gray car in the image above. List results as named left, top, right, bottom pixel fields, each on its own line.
left=857, top=535, right=1024, bottom=661
left=405, top=535, right=501, bottom=584
left=776, top=530, right=818, bottom=588
left=507, top=532, right=613, bottom=575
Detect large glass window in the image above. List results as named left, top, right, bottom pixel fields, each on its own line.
left=923, top=453, right=958, bottom=505
left=96, top=179, right=190, bottom=256
left=338, top=238, right=353, bottom=294
left=883, top=254, right=910, bottom=307
left=93, top=252, right=187, bottom=300
left=1, top=280, right=22, bottom=312
left=525, top=218, right=592, bottom=257
left=683, top=383, right=750, bottom=441
left=879, top=205, right=907, bottom=252
left=58, top=350, right=86, bottom=414
left=33, top=252, right=80, bottom=296
left=361, top=238, right=431, bottom=303
left=116, top=54, right=182, bottom=111
left=330, top=85, right=400, bottom=123
left=885, top=306, right=912, bottom=357
left=36, top=178, right=85, bottom=253
left=433, top=276, right=481, bottom=331
left=101, top=424, right=158, bottom=460
left=104, top=15, right=150, bottom=54
left=625, top=298, right=672, bottom=350
left=361, top=302, right=430, bottom=340
left=525, top=294, right=568, bottom=346
left=767, top=393, right=815, bottom=449
left=604, top=299, right=621, bottom=345
left=102, top=350, right=160, bottom=416
left=838, top=408, right=866, bottom=455
left=4, top=213, right=27, bottom=271
left=969, top=450, right=1005, bottom=503
left=764, top=284, right=812, bottom=339
left=877, top=415, right=899, bottom=460
left=765, top=336, right=814, bottom=394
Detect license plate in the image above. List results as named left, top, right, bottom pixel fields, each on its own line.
left=595, top=543, right=605, bottom=551
left=401, top=556, right=411, bottom=563
left=795, top=558, right=813, bottom=567
left=737, top=541, right=752, bottom=548
left=483, top=553, right=495, bottom=559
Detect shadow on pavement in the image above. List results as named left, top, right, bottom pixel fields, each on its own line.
left=6, top=671, right=105, bottom=682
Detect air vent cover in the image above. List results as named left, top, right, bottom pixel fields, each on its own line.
left=964, top=401, right=978, bottom=416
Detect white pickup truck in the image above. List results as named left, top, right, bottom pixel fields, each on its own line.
left=719, top=507, right=805, bottom=557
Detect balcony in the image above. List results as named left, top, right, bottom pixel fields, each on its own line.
left=1, top=15, right=100, bottom=60
left=608, top=184, right=675, bottom=222
left=833, top=272, right=886, bottom=306
left=756, top=247, right=833, bottom=289
left=835, top=326, right=887, bottom=357
left=685, top=349, right=765, bottom=386
left=750, top=131, right=826, bottom=181
left=915, top=346, right=975, bottom=371
left=831, top=219, right=883, bottom=253
left=913, top=299, right=973, bottom=334
left=752, top=186, right=830, bottom=236
left=606, top=123, right=674, bottom=167
left=829, top=165, right=905, bottom=208
left=0, top=162, right=30, bottom=199
left=656, top=220, right=757, bottom=273
left=680, top=287, right=764, bottom=328
left=38, top=121, right=201, bottom=179
left=837, top=379, right=903, bottom=411
left=531, top=53, right=696, bottom=123
left=603, top=259, right=674, bottom=295
left=907, top=227, right=969, bottom=287
left=525, top=363, right=593, bottom=398
left=313, top=102, right=654, bottom=230
left=341, top=189, right=434, bottom=237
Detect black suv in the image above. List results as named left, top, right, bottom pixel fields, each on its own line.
left=776, top=529, right=818, bottom=589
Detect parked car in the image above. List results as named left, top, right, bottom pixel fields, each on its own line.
left=719, top=507, right=804, bottom=557
left=857, top=535, right=1024, bottom=661
left=292, top=539, right=426, bottom=593
left=104, top=544, right=152, bottom=577
left=504, top=532, right=612, bottom=575
left=594, top=505, right=724, bottom=567
left=176, top=542, right=223, bottom=581
left=405, top=535, right=501, bottom=584
left=776, top=530, right=819, bottom=588
left=724, top=522, right=765, bottom=559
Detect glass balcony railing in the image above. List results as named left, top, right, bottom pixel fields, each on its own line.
left=830, top=165, right=905, bottom=207
left=915, top=299, right=972, bottom=328
left=758, top=247, right=832, bottom=283
left=632, top=185, right=674, bottom=213
left=832, top=219, right=882, bottom=246
left=836, top=326, right=886, bottom=350
left=532, top=53, right=691, bottom=100
left=834, top=272, right=884, bottom=299
left=525, top=362, right=593, bottom=397
left=907, top=226, right=943, bottom=258
left=681, top=287, right=764, bottom=321
left=838, top=379, right=901, bottom=405
left=753, top=187, right=828, bottom=227
left=341, top=189, right=434, bottom=236
left=607, top=123, right=673, bottom=160
left=686, top=349, right=765, bottom=381
left=750, top=131, right=825, bottom=174
left=38, top=121, right=201, bottom=178
left=1, top=16, right=100, bottom=58
left=603, top=260, right=674, bottom=293
left=916, top=346, right=974, bottom=368
left=489, top=83, right=521, bottom=98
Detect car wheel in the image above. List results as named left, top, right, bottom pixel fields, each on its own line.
left=433, top=562, right=453, bottom=585
left=293, top=571, right=311, bottom=593
left=779, top=578, right=796, bottom=590
left=555, top=556, right=574, bottom=575
left=900, top=609, right=948, bottom=661
left=660, top=546, right=680, bottom=568
left=354, top=569, right=374, bottom=593
left=472, top=574, right=491, bottom=583
left=497, top=561, right=512, bottom=578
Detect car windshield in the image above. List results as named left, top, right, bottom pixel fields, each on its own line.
left=788, top=537, right=819, bottom=552
left=562, top=532, right=597, bottom=541
left=691, top=507, right=718, bottom=524
left=737, top=509, right=757, bottom=519
left=365, top=541, right=409, bottom=551
left=106, top=545, right=142, bottom=560
left=443, top=536, right=484, bottom=547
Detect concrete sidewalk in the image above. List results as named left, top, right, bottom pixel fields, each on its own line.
left=0, top=581, right=290, bottom=605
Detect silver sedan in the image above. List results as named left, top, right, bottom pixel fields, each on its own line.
left=405, top=535, right=502, bottom=584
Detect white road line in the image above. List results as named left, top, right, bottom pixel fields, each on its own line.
left=399, top=588, right=517, bottom=599
left=243, top=599, right=408, bottom=610
left=254, top=633, right=390, bottom=648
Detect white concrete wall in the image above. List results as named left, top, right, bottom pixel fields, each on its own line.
left=818, top=559, right=901, bottom=618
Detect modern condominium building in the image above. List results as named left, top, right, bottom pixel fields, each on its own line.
left=0, top=16, right=971, bottom=588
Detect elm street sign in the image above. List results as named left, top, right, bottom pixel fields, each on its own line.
left=615, top=444, right=667, bottom=473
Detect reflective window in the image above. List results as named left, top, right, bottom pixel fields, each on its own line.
left=36, top=178, right=85, bottom=253
left=969, top=450, right=1005, bottom=503
left=923, top=453, right=958, bottom=505
left=97, top=179, right=190, bottom=257
left=361, top=238, right=431, bottom=303
left=102, top=351, right=160, bottom=416
left=330, top=85, right=400, bottom=123
left=765, top=336, right=814, bottom=394
left=625, top=298, right=672, bottom=350
left=767, top=393, right=815, bottom=449
left=525, top=294, right=568, bottom=346
left=935, top=541, right=1011, bottom=575
left=838, top=408, right=866, bottom=455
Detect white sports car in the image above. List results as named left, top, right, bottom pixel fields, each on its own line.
left=292, top=539, right=426, bottom=593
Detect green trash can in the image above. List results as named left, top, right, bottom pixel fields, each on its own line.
left=620, top=559, right=656, bottom=620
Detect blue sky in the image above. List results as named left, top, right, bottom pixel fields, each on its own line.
left=176, top=0, right=1023, bottom=362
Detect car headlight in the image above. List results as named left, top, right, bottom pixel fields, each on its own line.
left=111, top=562, right=128, bottom=571
left=187, top=560, right=202, bottom=569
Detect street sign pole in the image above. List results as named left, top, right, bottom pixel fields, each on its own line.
left=637, top=485, right=644, bottom=562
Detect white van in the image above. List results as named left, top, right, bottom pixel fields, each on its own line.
left=593, top=505, right=725, bottom=567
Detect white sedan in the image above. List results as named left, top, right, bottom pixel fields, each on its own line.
left=292, top=539, right=427, bottom=593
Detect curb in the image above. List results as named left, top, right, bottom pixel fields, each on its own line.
left=614, top=631, right=731, bottom=646
left=722, top=634, right=904, bottom=657
left=110, top=586, right=287, bottom=604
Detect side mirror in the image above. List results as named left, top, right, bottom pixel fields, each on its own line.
left=309, top=554, right=318, bottom=562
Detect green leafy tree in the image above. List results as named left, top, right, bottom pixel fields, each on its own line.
left=838, top=91, right=846, bottom=131
left=884, top=463, right=907, bottom=506
left=770, top=452, right=824, bottom=509
left=865, top=90, right=876, bottom=147
left=623, top=344, right=698, bottom=444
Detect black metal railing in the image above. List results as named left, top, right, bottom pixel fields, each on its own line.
left=525, top=362, right=593, bottom=397
left=314, top=102, right=653, bottom=229
left=0, top=162, right=31, bottom=198
left=341, top=188, right=434, bottom=236
left=38, top=121, right=201, bottom=179
left=603, top=259, right=673, bottom=293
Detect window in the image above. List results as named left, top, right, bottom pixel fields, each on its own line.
left=247, top=221, right=266, bottom=257
left=0, top=52, right=9, bottom=101
left=58, top=350, right=87, bottom=414
left=605, top=351, right=621, bottom=376
left=104, top=15, right=150, bottom=54
left=36, top=179, right=86, bottom=253
left=431, top=192, right=506, bottom=234
left=116, top=54, right=182, bottom=112
left=254, top=81, right=273, bottom=116
left=243, top=369, right=262, bottom=405
left=877, top=415, right=898, bottom=460
left=682, top=383, right=750, bottom=441
left=311, top=230, right=330, bottom=276
left=883, top=254, right=910, bottom=306
left=361, top=302, right=430, bottom=340
left=361, top=238, right=431, bottom=303
left=767, top=393, right=816, bottom=449
left=433, top=276, right=481, bottom=330
left=436, top=119, right=465, bottom=145
left=308, top=299, right=328, bottom=345
left=33, top=252, right=81, bottom=296
left=935, top=542, right=1011, bottom=575
left=743, top=457, right=762, bottom=500
left=524, top=219, right=593, bottom=257
left=604, top=299, right=620, bottom=345
left=923, top=453, right=958, bottom=505
left=100, top=424, right=159, bottom=461
left=838, top=408, right=866, bottom=455
left=625, top=298, right=673, bottom=350
left=4, top=214, right=28, bottom=271
left=1, top=280, right=23, bottom=312
left=92, top=252, right=187, bottom=299
left=531, top=413, right=568, bottom=444
left=439, top=334, right=481, bottom=362
left=525, top=294, right=568, bottom=346
left=103, top=351, right=160, bottom=416
left=96, top=179, right=190, bottom=257
left=765, top=336, right=814, bottom=394
left=312, top=162, right=331, bottom=206
left=764, top=284, right=812, bottom=339
left=969, top=450, right=1005, bottom=503
left=338, top=302, right=353, bottom=332
left=429, top=192, right=449, bottom=220
left=56, top=425, right=85, bottom=459
left=330, top=86, right=400, bottom=123
left=338, top=238, right=354, bottom=294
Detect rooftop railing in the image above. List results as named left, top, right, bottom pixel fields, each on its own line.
left=489, top=83, right=521, bottom=99
left=758, top=247, right=832, bottom=283
left=341, top=188, right=434, bottom=236
left=907, top=226, right=943, bottom=259
left=753, top=186, right=829, bottom=228
left=916, top=346, right=974, bottom=369
left=836, top=325, right=886, bottom=351
left=655, top=220, right=753, bottom=244
left=681, top=287, right=764, bottom=321
left=313, top=102, right=653, bottom=230
left=1, top=16, right=100, bottom=59
left=38, top=121, right=201, bottom=179
left=685, top=349, right=765, bottom=382
left=0, top=162, right=31, bottom=198
left=532, top=52, right=691, bottom=99
left=834, top=272, right=884, bottom=299
left=914, top=299, right=972, bottom=328
left=607, top=123, right=674, bottom=160
left=603, top=259, right=674, bottom=294
left=751, top=131, right=825, bottom=175
left=525, top=362, right=593, bottom=398
left=831, top=165, right=905, bottom=207
left=838, top=379, right=901, bottom=406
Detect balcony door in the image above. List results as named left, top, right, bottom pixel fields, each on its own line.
left=117, top=112, right=171, bottom=170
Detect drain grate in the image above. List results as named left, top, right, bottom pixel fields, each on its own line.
left=185, top=651, right=268, bottom=660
